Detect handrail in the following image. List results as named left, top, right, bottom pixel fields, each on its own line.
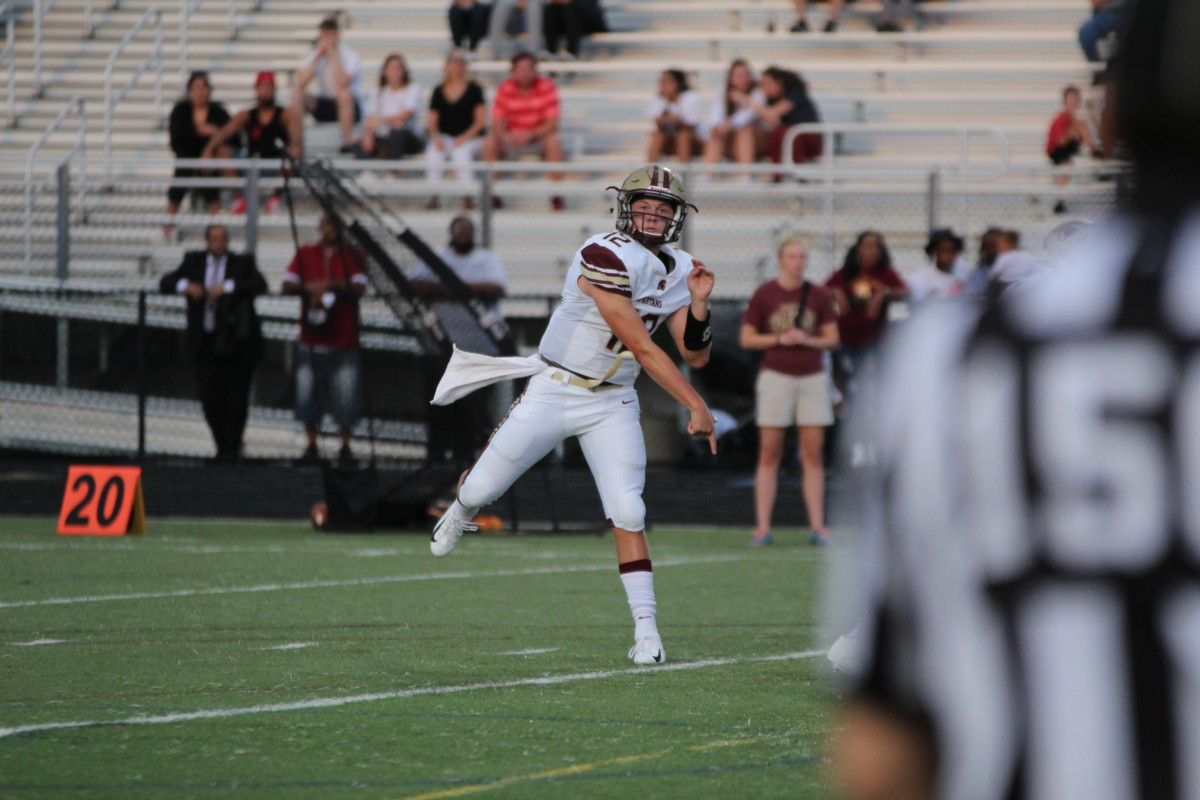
left=84, top=0, right=122, bottom=39
left=179, top=0, right=238, bottom=91
left=32, top=0, right=64, bottom=97
left=104, top=7, right=164, bottom=181
left=782, top=122, right=1012, bottom=173
left=25, top=97, right=87, bottom=265
left=1, top=1, right=15, bottom=127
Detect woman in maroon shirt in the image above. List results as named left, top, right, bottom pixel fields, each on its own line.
left=824, top=230, right=907, bottom=398
left=741, top=237, right=840, bottom=548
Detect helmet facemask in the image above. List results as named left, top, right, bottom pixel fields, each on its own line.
left=617, top=191, right=688, bottom=246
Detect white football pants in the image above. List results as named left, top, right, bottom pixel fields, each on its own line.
left=457, top=370, right=648, bottom=532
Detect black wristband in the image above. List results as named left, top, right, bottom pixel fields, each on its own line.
left=683, top=307, right=711, bottom=351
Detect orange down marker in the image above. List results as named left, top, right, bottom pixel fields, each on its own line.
left=57, top=466, right=147, bottom=536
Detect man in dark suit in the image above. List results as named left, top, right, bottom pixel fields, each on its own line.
left=159, top=224, right=266, bottom=462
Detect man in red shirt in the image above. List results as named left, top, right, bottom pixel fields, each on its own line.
left=481, top=52, right=566, bottom=210
left=282, top=213, right=369, bottom=466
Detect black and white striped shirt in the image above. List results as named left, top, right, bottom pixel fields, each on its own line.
left=848, top=212, right=1200, bottom=800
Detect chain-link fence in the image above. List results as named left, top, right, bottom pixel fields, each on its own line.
left=1, top=157, right=1126, bottom=295
left=0, top=158, right=1125, bottom=464
left=0, top=287, right=446, bottom=462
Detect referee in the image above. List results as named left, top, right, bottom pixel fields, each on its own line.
left=832, top=2, right=1200, bottom=799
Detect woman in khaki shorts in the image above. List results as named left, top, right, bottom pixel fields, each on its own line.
left=740, top=237, right=840, bottom=547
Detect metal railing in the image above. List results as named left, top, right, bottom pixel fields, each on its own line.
left=179, top=0, right=258, bottom=90
left=104, top=7, right=164, bottom=181
left=24, top=97, right=87, bottom=267
left=782, top=123, right=1012, bottom=174
left=32, top=0, right=66, bottom=98
left=1, top=1, right=16, bottom=127
left=84, top=0, right=122, bottom=40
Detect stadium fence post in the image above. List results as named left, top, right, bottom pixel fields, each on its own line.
left=927, top=168, right=941, bottom=233
left=245, top=158, right=259, bottom=255
left=55, top=162, right=69, bottom=281
left=480, top=170, right=492, bottom=249
left=136, top=290, right=146, bottom=460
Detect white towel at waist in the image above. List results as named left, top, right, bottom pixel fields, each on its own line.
left=431, top=345, right=546, bottom=406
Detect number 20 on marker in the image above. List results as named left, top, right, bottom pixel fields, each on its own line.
left=57, top=466, right=147, bottom=536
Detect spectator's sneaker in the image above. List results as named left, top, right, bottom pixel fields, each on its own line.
left=809, top=530, right=831, bottom=548
left=875, top=19, right=904, bottom=32
left=1053, top=200, right=1068, bottom=215
left=430, top=502, right=479, bottom=557
left=790, top=18, right=809, bottom=32
left=750, top=532, right=774, bottom=548
left=551, top=195, right=566, bottom=212
left=824, top=19, right=838, bottom=32
left=424, top=196, right=441, bottom=211
left=263, top=194, right=283, bottom=215
left=337, top=445, right=355, bottom=469
left=229, top=195, right=247, bottom=215
left=298, top=443, right=319, bottom=464
left=629, top=636, right=666, bottom=666
left=491, top=196, right=505, bottom=210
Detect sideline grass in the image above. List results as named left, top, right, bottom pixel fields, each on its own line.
left=0, top=517, right=838, bottom=799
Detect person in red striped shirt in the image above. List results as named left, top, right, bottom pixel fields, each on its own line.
left=481, top=52, right=566, bottom=210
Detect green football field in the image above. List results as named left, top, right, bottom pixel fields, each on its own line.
left=0, top=517, right=840, bottom=799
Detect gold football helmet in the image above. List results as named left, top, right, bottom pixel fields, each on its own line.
left=608, top=165, right=698, bottom=246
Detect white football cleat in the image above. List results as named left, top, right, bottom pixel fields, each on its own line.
left=827, top=625, right=866, bottom=676
left=628, top=637, right=666, bottom=666
left=430, top=502, right=478, bottom=557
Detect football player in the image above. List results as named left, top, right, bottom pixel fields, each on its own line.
left=431, top=165, right=717, bottom=666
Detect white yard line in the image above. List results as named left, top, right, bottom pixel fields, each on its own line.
left=0, top=650, right=826, bottom=741
left=0, top=555, right=748, bottom=609
left=492, top=647, right=561, bottom=656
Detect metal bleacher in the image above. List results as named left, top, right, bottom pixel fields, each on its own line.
left=0, top=0, right=1115, bottom=289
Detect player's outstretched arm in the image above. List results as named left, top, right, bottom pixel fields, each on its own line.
left=583, top=278, right=717, bottom=454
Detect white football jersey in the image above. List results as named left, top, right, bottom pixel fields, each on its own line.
left=539, top=230, right=696, bottom=386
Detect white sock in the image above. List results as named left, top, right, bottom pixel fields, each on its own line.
left=620, top=569, right=659, bottom=641
left=449, top=498, right=478, bottom=519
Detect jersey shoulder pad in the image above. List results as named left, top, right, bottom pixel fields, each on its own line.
left=578, top=233, right=646, bottom=298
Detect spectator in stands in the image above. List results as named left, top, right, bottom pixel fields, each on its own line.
left=448, top=0, right=493, bottom=54
left=740, top=66, right=821, bottom=170
left=824, top=231, right=907, bottom=396
left=354, top=53, right=424, bottom=160
left=481, top=52, right=566, bottom=210
left=159, top=224, right=266, bottom=463
left=290, top=16, right=363, bottom=153
left=1079, top=0, right=1132, bottom=63
left=201, top=71, right=297, bottom=217
left=425, top=50, right=488, bottom=209
left=167, top=71, right=231, bottom=236
left=875, top=0, right=914, bottom=32
left=961, top=226, right=1003, bottom=297
left=411, top=215, right=509, bottom=307
left=282, top=212, right=369, bottom=467
left=906, top=228, right=966, bottom=304
left=413, top=216, right=508, bottom=464
left=1047, top=85, right=1100, bottom=214
left=701, top=60, right=765, bottom=177
left=646, top=69, right=705, bottom=164
left=740, top=237, right=839, bottom=549
left=788, top=0, right=844, bottom=32
left=543, top=0, right=584, bottom=60
left=989, top=228, right=1044, bottom=295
